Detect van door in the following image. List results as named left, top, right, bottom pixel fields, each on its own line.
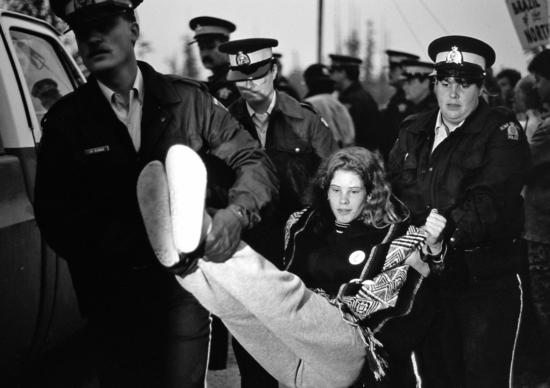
left=0, top=11, right=86, bottom=384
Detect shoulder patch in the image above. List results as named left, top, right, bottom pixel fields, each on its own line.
left=499, top=121, right=520, bottom=140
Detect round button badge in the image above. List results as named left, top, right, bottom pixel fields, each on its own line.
left=348, top=250, right=366, bottom=265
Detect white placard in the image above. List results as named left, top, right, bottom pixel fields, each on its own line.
left=505, top=0, right=550, bottom=50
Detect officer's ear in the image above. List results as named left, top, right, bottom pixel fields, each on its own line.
left=129, top=21, right=140, bottom=45
left=271, top=62, right=278, bottom=79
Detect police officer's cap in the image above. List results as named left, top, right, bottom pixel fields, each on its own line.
left=329, top=54, right=362, bottom=69
left=303, top=63, right=332, bottom=82
left=31, top=78, right=58, bottom=98
left=385, top=50, right=419, bottom=67
left=51, top=0, right=142, bottom=27
left=399, top=60, right=434, bottom=80
left=189, top=16, right=236, bottom=42
left=428, top=35, right=495, bottom=80
left=219, top=38, right=278, bottom=82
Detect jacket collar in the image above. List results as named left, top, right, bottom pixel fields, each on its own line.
left=233, top=91, right=305, bottom=120
left=406, top=98, right=490, bottom=135
left=138, top=61, right=181, bottom=105
left=272, top=91, right=304, bottom=119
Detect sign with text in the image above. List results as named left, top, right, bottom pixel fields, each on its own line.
left=506, top=0, right=549, bottom=50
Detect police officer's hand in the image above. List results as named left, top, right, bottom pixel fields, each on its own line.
left=204, top=205, right=247, bottom=262
left=423, top=209, right=447, bottom=253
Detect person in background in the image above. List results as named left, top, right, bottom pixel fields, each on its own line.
left=31, top=78, right=63, bottom=111
left=273, top=52, right=301, bottom=100
left=388, top=35, right=531, bottom=387
left=219, top=37, right=336, bottom=388
left=303, top=63, right=355, bottom=148
left=514, top=75, right=543, bottom=142
left=497, top=68, right=522, bottom=110
left=329, top=54, right=381, bottom=152
left=522, top=49, right=550, bottom=387
left=380, top=50, right=420, bottom=157
left=36, top=1, right=278, bottom=387
left=137, top=144, right=446, bottom=388
left=189, top=16, right=240, bottom=107
left=400, top=60, right=438, bottom=115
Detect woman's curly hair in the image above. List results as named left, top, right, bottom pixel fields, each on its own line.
left=306, top=147, right=408, bottom=230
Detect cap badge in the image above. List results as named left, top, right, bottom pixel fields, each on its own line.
left=195, top=24, right=203, bottom=32
left=236, top=51, right=251, bottom=66
left=446, top=46, right=463, bottom=64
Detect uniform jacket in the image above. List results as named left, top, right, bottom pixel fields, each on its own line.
left=524, top=114, right=550, bottom=244
left=304, top=93, right=355, bottom=147
left=380, top=88, right=412, bottom=157
left=338, top=81, right=382, bottom=151
left=388, top=99, right=531, bottom=289
left=229, top=91, right=337, bottom=218
left=274, top=76, right=301, bottom=101
left=207, top=64, right=240, bottom=107
left=34, top=61, right=278, bottom=313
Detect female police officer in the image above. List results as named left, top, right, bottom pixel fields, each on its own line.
left=388, top=36, right=531, bottom=387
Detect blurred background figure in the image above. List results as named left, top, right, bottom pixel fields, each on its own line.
left=400, top=60, right=437, bottom=115
left=189, top=16, right=240, bottom=107
left=329, top=54, right=381, bottom=152
left=496, top=68, right=522, bottom=110
left=272, top=52, right=301, bottom=100
left=514, top=74, right=543, bottom=142
left=521, top=49, right=550, bottom=387
left=303, top=63, right=355, bottom=148
left=31, top=78, right=63, bottom=110
left=380, top=50, right=420, bottom=157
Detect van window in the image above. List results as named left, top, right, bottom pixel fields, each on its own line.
left=10, top=29, right=75, bottom=124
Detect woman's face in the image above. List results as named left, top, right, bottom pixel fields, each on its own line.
left=328, top=169, right=367, bottom=224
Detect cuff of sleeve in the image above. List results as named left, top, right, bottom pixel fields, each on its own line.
left=227, top=204, right=253, bottom=229
left=422, top=243, right=447, bottom=264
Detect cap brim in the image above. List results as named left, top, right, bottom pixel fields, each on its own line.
left=227, top=62, right=272, bottom=82
left=66, top=7, right=128, bottom=29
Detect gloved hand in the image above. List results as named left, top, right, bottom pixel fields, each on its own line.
left=204, top=205, right=247, bottom=262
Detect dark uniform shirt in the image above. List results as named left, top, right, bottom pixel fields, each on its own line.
left=338, top=81, right=382, bottom=151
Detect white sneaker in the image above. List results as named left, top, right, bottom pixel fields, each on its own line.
left=165, top=145, right=211, bottom=253
left=137, top=145, right=211, bottom=273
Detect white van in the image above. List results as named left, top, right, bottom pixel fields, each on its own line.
left=0, top=9, right=91, bottom=386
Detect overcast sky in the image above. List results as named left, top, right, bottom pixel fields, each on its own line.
left=136, top=0, right=533, bottom=78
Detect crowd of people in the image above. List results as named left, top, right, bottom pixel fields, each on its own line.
left=32, top=0, right=550, bottom=387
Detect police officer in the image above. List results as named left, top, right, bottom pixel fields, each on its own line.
left=388, top=35, right=531, bottom=387
left=272, top=52, right=301, bottom=100
left=35, top=2, right=278, bottom=387
left=219, top=37, right=336, bottom=388
left=400, top=60, right=437, bottom=115
left=329, top=54, right=381, bottom=151
left=380, top=50, right=420, bottom=158
left=189, top=16, right=240, bottom=107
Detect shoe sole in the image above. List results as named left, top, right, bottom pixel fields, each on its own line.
left=165, top=144, right=208, bottom=254
left=137, top=160, right=180, bottom=268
